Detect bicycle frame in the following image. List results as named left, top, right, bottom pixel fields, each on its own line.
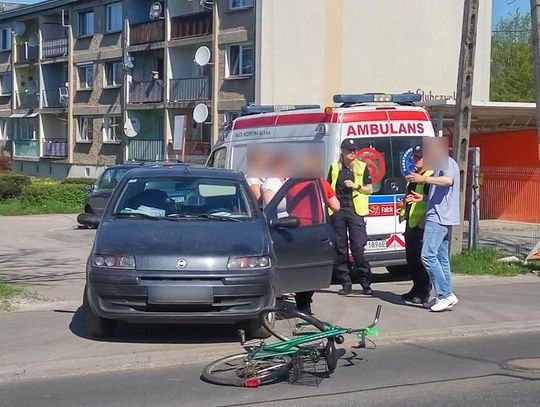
left=248, top=305, right=382, bottom=361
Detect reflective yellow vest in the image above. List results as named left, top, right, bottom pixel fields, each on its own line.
left=329, top=160, right=369, bottom=216
left=400, top=170, right=435, bottom=228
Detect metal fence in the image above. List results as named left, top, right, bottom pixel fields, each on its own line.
left=473, top=166, right=540, bottom=256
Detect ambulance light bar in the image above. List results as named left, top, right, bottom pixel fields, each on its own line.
left=333, top=93, right=422, bottom=104
left=241, top=104, right=320, bottom=116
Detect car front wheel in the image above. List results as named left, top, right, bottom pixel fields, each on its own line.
left=83, top=286, right=116, bottom=338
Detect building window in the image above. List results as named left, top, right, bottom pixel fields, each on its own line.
left=106, top=3, right=122, bottom=33
left=78, top=10, right=95, bottom=37
left=0, top=28, right=11, bottom=51
left=105, top=61, right=123, bottom=87
left=78, top=117, right=93, bottom=142
left=0, top=73, right=11, bottom=95
left=226, top=44, right=253, bottom=77
left=229, top=0, right=253, bottom=10
left=103, top=115, right=121, bottom=142
left=0, top=119, right=8, bottom=140
left=13, top=118, right=36, bottom=140
left=78, top=64, right=94, bottom=89
left=226, top=111, right=240, bottom=123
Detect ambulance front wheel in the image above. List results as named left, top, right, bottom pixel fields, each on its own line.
left=386, top=265, right=410, bottom=278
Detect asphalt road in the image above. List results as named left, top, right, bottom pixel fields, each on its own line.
left=2, top=331, right=539, bottom=407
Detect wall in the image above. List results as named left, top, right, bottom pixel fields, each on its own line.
left=41, top=114, right=67, bottom=140
left=257, top=0, right=492, bottom=106
left=168, top=46, right=201, bottom=79
left=217, top=0, right=256, bottom=112
left=72, top=116, right=122, bottom=166
left=127, top=110, right=163, bottom=140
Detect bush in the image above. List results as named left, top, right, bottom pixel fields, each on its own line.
left=21, top=183, right=86, bottom=208
left=61, top=177, right=96, bottom=186
left=0, top=174, right=31, bottom=200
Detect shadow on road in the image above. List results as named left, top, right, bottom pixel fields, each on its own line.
left=68, top=306, right=242, bottom=345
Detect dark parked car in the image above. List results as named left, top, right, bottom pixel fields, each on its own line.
left=82, top=164, right=144, bottom=217
left=82, top=166, right=335, bottom=338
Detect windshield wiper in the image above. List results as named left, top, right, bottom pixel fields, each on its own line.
left=165, top=213, right=242, bottom=222
left=112, top=212, right=159, bottom=220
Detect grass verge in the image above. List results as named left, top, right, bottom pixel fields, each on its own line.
left=0, top=280, right=24, bottom=310
left=451, top=248, right=534, bottom=276
left=0, top=198, right=81, bottom=216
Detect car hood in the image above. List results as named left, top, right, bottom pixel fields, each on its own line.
left=94, top=218, right=269, bottom=271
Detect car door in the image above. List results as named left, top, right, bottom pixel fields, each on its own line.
left=263, top=179, right=335, bottom=295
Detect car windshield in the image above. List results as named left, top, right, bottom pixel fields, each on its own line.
left=112, top=176, right=256, bottom=220
left=97, top=168, right=131, bottom=190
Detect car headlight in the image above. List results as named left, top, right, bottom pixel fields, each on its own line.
left=228, top=256, right=271, bottom=270
left=92, top=254, right=135, bottom=269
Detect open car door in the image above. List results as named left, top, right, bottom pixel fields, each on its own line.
left=263, top=179, right=335, bottom=295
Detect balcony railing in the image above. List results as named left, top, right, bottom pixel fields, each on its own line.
left=42, top=88, right=68, bottom=108
left=169, top=77, right=210, bottom=102
left=42, top=139, right=68, bottom=158
left=42, top=38, right=68, bottom=59
left=171, top=12, right=212, bottom=40
left=129, top=19, right=165, bottom=45
left=13, top=139, right=39, bottom=158
left=128, top=139, right=163, bottom=161
left=16, top=43, right=39, bottom=64
left=129, top=80, right=164, bottom=103
left=16, top=92, right=40, bottom=109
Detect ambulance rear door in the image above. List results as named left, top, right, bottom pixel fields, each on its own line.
left=339, top=108, right=435, bottom=259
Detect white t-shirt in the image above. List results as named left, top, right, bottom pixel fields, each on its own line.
left=262, top=178, right=288, bottom=214
left=246, top=177, right=264, bottom=187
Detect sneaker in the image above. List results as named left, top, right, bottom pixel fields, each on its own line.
left=448, top=293, right=459, bottom=306
left=338, top=286, right=352, bottom=296
left=362, top=286, right=374, bottom=296
left=423, top=297, right=438, bottom=309
left=430, top=297, right=453, bottom=312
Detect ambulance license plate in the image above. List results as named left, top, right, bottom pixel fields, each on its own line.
left=366, top=240, right=387, bottom=250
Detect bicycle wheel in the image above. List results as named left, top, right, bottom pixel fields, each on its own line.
left=260, top=306, right=327, bottom=344
left=202, top=353, right=291, bottom=387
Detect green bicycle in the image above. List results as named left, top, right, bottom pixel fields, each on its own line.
left=202, top=304, right=382, bottom=387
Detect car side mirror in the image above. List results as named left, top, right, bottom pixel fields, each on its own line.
left=87, top=184, right=97, bottom=192
left=269, top=216, right=300, bottom=229
left=77, top=213, right=100, bottom=227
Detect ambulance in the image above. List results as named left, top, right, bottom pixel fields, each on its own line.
left=206, top=93, right=436, bottom=275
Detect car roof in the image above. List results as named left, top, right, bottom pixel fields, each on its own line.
left=124, top=165, right=245, bottom=181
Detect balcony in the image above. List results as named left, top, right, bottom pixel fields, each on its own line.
left=42, top=38, right=68, bottom=59
left=128, top=139, right=163, bottom=161
left=169, top=77, right=210, bottom=102
left=16, top=92, right=40, bottom=109
left=16, top=43, right=39, bottom=64
left=129, top=80, right=164, bottom=103
left=42, top=139, right=68, bottom=158
left=42, top=88, right=68, bottom=108
left=129, top=19, right=165, bottom=46
left=171, top=12, right=212, bottom=40
left=13, top=139, right=39, bottom=158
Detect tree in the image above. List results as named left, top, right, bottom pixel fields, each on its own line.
left=490, top=10, right=535, bottom=102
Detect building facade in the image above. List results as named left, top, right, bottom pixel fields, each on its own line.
left=0, top=0, right=255, bottom=178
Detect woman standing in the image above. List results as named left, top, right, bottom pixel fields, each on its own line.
left=327, top=139, right=373, bottom=295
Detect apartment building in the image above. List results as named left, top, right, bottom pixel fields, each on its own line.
left=0, top=0, right=255, bottom=178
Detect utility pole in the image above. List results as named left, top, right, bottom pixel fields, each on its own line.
left=531, top=0, right=540, bottom=160
left=451, top=0, right=480, bottom=255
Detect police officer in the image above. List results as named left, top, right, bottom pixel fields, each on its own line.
left=328, top=138, right=373, bottom=295
left=399, top=145, right=434, bottom=304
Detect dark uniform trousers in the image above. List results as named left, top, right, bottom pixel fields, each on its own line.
left=404, top=225, right=431, bottom=297
left=331, top=206, right=371, bottom=287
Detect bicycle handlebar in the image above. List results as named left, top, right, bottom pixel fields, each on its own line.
left=349, top=304, right=382, bottom=334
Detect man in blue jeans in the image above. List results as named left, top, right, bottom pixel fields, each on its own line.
left=406, top=140, right=460, bottom=312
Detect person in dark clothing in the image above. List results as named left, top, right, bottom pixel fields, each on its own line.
left=399, top=145, right=434, bottom=304
left=328, top=138, right=373, bottom=296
